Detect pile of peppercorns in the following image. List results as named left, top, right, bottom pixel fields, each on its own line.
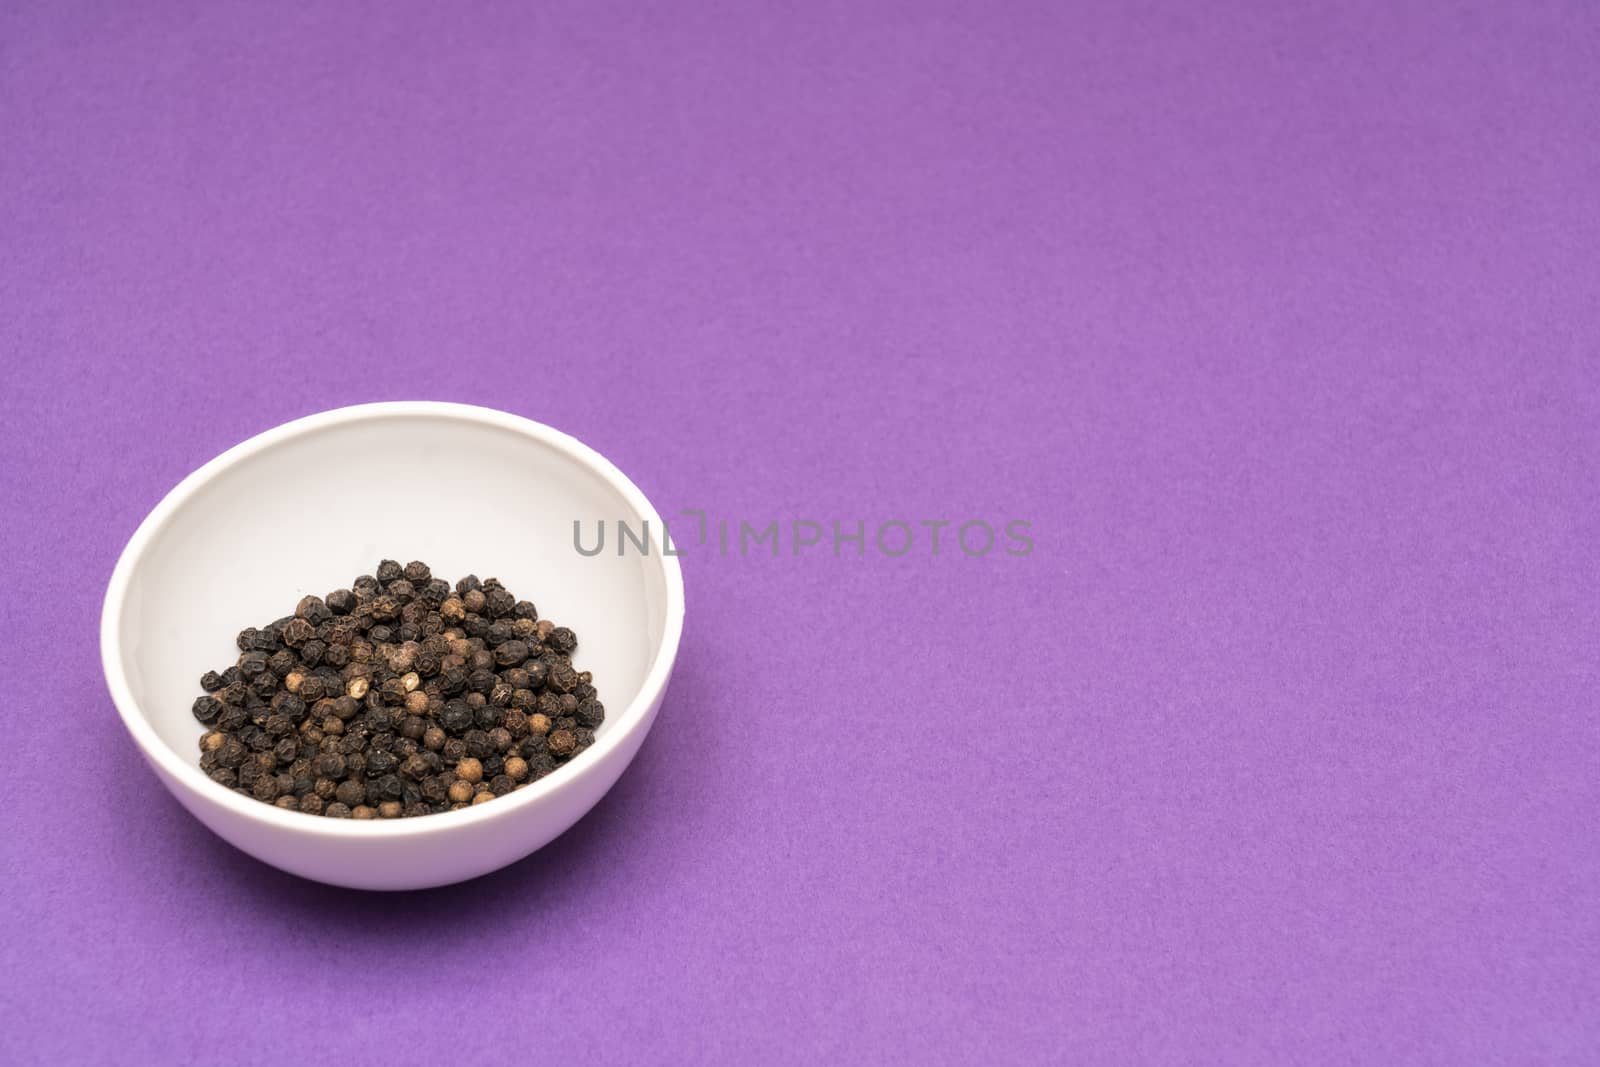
left=190, top=560, right=604, bottom=819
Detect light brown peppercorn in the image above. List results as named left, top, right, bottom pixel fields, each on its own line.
left=447, top=780, right=474, bottom=804
left=352, top=805, right=376, bottom=820
left=404, top=690, right=429, bottom=714
left=471, top=791, right=495, bottom=805
left=422, top=726, right=446, bottom=751
left=378, top=800, right=403, bottom=818
left=455, top=757, right=483, bottom=784
left=505, top=756, right=529, bottom=781
left=528, top=713, right=551, bottom=735
left=401, top=671, right=420, bottom=692
left=346, top=677, right=369, bottom=700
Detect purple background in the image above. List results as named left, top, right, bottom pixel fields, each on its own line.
left=3, top=1, right=1597, bottom=1062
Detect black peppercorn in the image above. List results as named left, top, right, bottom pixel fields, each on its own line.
left=547, top=730, right=577, bottom=758
left=485, top=589, right=515, bottom=618
left=200, top=670, right=224, bottom=692
left=335, top=779, right=366, bottom=806
left=576, top=699, right=606, bottom=728
left=313, top=752, right=346, bottom=779
left=324, top=802, right=351, bottom=819
left=279, top=618, right=314, bottom=647
left=493, top=639, right=529, bottom=667
left=296, top=595, right=332, bottom=626
left=437, top=700, right=470, bottom=734
left=525, top=660, right=549, bottom=689
left=545, top=658, right=578, bottom=693
left=464, top=730, right=494, bottom=759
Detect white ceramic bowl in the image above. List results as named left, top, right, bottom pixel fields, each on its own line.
left=100, top=402, right=684, bottom=890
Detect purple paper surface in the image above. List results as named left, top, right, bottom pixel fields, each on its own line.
left=2, top=1, right=1597, bottom=1062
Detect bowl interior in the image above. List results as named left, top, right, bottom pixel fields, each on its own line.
left=114, top=409, right=673, bottom=766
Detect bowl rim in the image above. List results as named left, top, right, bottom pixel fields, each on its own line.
left=100, top=401, right=686, bottom=837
